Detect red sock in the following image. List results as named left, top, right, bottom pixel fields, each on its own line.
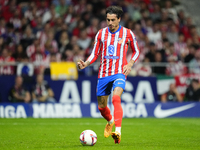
left=98, top=106, right=112, bottom=122
left=112, top=95, right=123, bottom=127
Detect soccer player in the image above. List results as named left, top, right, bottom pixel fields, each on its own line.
left=77, top=6, right=140, bottom=144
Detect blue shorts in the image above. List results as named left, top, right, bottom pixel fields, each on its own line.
left=96, top=74, right=126, bottom=96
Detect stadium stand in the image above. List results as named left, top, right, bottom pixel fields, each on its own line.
left=0, top=0, right=199, bottom=76
left=0, top=0, right=200, bottom=103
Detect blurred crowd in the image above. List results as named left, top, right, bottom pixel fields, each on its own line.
left=0, top=0, right=200, bottom=77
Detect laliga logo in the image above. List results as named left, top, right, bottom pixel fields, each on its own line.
left=108, top=45, right=115, bottom=55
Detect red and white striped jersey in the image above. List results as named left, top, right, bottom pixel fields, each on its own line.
left=86, top=25, right=140, bottom=78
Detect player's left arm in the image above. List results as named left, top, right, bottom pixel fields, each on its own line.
left=123, top=60, right=135, bottom=76
left=123, top=30, right=140, bottom=76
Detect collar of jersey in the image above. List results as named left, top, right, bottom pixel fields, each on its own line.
left=108, top=25, right=121, bottom=34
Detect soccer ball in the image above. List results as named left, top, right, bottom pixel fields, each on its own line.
left=79, top=130, right=97, bottom=146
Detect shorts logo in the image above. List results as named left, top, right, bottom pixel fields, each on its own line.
left=118, top=82, right=123, bottom=84
left=108, top=45, right=115, bottom=55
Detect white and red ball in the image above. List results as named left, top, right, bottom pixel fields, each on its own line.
left=79, top=130, right=97, bottom=146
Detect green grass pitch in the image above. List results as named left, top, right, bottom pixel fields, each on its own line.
left=0, top=118, right=200, bottom=150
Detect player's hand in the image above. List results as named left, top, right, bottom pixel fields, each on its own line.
left=77, top=60, right=86, bottom=70
left=123, top=60, right=135, bottom=76
left=123, top=64, right=132, bottom=76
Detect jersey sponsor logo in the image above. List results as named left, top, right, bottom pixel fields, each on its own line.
left=105, top=45, right=119, bottom=59
left=108, top=45, right=115, bottom=55
left=154, top=103, right=196, bottom=118
left=104, top=56, right=119, bottom=59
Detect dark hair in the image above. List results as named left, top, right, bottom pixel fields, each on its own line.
left=106, top=6, right=123, bottom=19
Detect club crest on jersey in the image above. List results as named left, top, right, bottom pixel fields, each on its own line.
left=118, top=38, right=124, bottom=44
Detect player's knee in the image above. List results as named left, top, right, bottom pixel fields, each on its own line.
left=112, top=95, right=121, bottom=104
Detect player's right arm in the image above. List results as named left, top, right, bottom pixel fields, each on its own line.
left=77, top=30, right=102, bottom=70
left=77, top=60, right=90, bottom=70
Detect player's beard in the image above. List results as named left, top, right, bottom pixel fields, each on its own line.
left=109, top=24, right=118, bottom=32
left=109, top=25, right=113, bottom=31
